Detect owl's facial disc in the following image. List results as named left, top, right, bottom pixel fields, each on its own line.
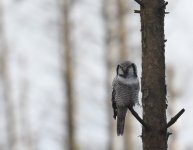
left=127, top=66, right=134, bottom=76
left=118, top=66, right=127, bottom=78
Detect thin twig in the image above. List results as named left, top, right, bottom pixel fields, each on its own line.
left=163, top=108, right=185, bottom=131
left=134, top=10, right=141, bottom=13
left=134, top=0, right=144, bottom=8
left=160, top=1, right=168, bottom=9
left=166, top=132, right=172, bottom=141
left=128, top=107, right=149, bottom=129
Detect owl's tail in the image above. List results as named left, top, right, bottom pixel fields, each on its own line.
left=117, top=107, right=127, bottom=136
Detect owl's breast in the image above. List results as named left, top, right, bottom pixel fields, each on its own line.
left=115, top=82, right=139, bottom=107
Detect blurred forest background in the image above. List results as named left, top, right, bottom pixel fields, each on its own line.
left=0, top=0, right=192, bottom=150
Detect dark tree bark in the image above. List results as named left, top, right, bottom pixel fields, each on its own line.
left=63, top=0, right=76, bottom=150
left=140, top=0, right=167, bottom=149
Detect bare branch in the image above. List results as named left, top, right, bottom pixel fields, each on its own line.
left=134, top=0, right=144, bottom=8
left=160, top=1, right=168, bottom=9
left=134, top=10, right=141, bottom=13
left=166, top=132, right=172, bottom=141
left=163, top=108, right=185, bottom=130
left=128, top=107, right=149, bottom=129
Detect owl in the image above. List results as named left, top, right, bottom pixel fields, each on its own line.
left=112, top=61, right=139, bottom=136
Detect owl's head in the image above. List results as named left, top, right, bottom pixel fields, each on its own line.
left=116, top=61, right=137, bottom=78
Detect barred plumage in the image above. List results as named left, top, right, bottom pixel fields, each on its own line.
left=113, top=78, right=139, bottom=107
left=111, top=61, right=139, bottom=136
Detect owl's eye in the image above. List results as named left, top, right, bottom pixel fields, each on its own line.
left=118, top=68, right=124, bottom=76
left=128, top=67, right=134, bottom=75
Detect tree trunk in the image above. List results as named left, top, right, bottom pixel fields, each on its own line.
left=0, top=1, right=17, bottom=150
left=140, top=0, right=167, bottom=149
left=19, top=76, right=34, bottom=150
left=117, top=0, right=128, bottom=60
left=2, top=48, right=17, bottom=150
left=116, top=0, right=133, bottom=149
left=63, top=0, right=76, bottom=150
left=103, top=0, right=116, bottom=149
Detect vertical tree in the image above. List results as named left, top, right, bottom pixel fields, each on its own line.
left=63, top=0, right=76, bottom=149
left=140, top=0, right=168, bottom=149
left=104, top=0, right=135, bottom=149
left=103, top=0, right=116, bottom=149
left=0, top=1, right=17, bottom=150
left=1, top=40, right=17, bottom=150
left=19, top=73, right=34, bottom=150
left=116, top=0, right=133, bottom=149
left=132, top=0, right=184, bottom=149
left=117, top=0, right=128, bottom=60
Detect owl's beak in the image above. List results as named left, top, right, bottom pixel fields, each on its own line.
left=123, top=69, right=127, bottom=77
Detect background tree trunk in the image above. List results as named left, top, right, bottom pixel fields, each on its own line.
left=0, top=1, right=17, bottom=150
left=116, top=0, right=133, bottom=149
left=117, top=0, right=128, bottom=60
left=19, top=75, right=34, bottom=150
left=140, top=0, right=167, bottom=149
left=63, top=0, right=76, bottom=149
left=103, top=0, right=116, bottom=149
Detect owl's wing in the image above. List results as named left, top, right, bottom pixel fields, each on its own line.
left=112, top=79, right=117, bottom=119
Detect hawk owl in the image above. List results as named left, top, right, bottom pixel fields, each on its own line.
left=112, top=61, right=139, bottom=136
